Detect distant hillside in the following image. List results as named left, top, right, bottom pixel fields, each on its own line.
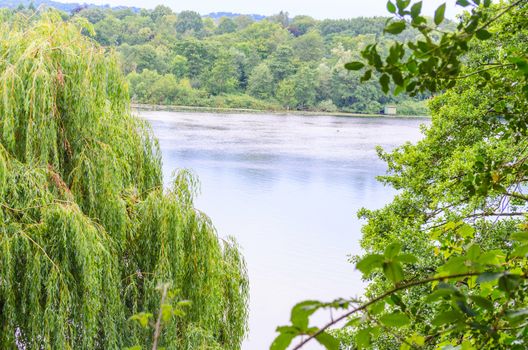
left=0, top=0, right=266, bottom=18
left=205, top=12, right=266, bottom=21
left=0, top=0, right=140, bottom=13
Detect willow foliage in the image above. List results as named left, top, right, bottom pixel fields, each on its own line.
left=0, top=12, right=248, bottom=349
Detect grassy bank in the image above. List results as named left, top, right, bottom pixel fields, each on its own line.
left=131, top=103, right=430, bottom=118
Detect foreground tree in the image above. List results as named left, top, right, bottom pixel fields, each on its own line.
left=0, top=13, right=248, bottom=349
left=272, top=1, right=528, bottom=349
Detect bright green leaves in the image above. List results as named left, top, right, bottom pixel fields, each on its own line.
left=432, top=309, right=465, bottom=327
left=383, top=259, right=405, bottom=283
left=379, top=312, right=410, bottom=327
left=355, top=327, right=373, bottom=349
left=437, top=245, right=504, bottom=277
left=410, top=1, right=422, bottom=20
left=128, top=284, right=192, bottom=348
left=512, top=230, right=528, bottom=257
left=356, top=254, right=385, bottom=275
left=387, top=1, right=397, bottom=14
left=384, top=20, right=407, bottom=35
left=129, top=312, right=154, bottom=329
left=270, top=327, right=298, bottom=350
left=291, top=300, right=321, bottom=331
left=396, top=0, right=411, bottom=15
left=434, top=3, right=446, bottom=26
left=344, top=0, right=525, bottom=95
left=272, top=300, right=340, bottom=350
left=357, top=242, right=416, bottom=284
left=432, top=222, right=475, bottom=259
left=314, top=332, right=340, bottom=350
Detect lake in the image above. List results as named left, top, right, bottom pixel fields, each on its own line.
left=140, top=110, right=425, bottom=349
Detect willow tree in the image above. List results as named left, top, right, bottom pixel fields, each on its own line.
left=0, top=11, right=248, bottom=349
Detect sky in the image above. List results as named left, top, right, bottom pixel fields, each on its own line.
left=84, top=0, right=464, bottom=20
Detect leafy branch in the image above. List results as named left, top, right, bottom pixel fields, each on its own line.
left=290, top=272, right=482, bottom=350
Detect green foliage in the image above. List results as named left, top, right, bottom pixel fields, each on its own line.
left=274, top=1, right=528, bottom=349
left=216, top=17, right=238, bottom=34
left=36, top=6, right=432, bottom=114
left=175, top=10, right=204, bottom=35
left=247, top=63, right=274, bottom=100
left=127, top=283, right=191, bottom=350
left=348, top=0, right=528, bottom=97
left=0, top=13, right=248, bottom=349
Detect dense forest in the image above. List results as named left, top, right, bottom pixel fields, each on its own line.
left=8, top=3, right=432, bottom=115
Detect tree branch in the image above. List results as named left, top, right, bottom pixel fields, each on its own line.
left=152, top=284, right=169, bottom=350
left=292, top=272, right=482, bottom=350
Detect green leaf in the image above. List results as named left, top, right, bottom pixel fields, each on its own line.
left=361, top=69, right=372, bottom=82
left=410, top=1, right=422, bottom=19
left=315, top=331, right=340, bottom=350
left=438, top=256, right=469, bottom=275
left=290, top=301, right=321, bottom=331
left=385, top=242, right=401, bottom=258
left=345, top=61, right=365, bottom=71
left=387, top=1, right=397, bottom=13
left=434, top=3, right=446, bottom=26
left=475, top=29, right=492, bottom=40
left=161, top=304, right=173, bottom=323
left=432, top=309, right=464, bottom=327
left=344, top=316, right=362, bottom=327
left=380, top=74, right=390, bottom=94
left=477, top=272, right=503, bottom=283
left=511, top=231, right=528, bottom=242
left=396, top=0, right=411, bottom=12
left=456, top=0, right=471, bottom=6
left=129, top=312, right=153, bottom=329
left=390, top=294, right=407, bottom=310
left=477, top=250, right=502, bottom=266
left=498, top=274, right=521, bottom=294
left=356, top=254, right=384, bottom=275
left=369, top=301, right=385, bottom=315
left=396, top=253, right=417, bottom=264
left=355, top=328, right=371, bottom=349
left=512, top=244, right=528, bottom=257
left=470, top=295, right=493, bottom=311
left=457, top=224, right=475, bottom=238
left=270, top=332, right=297, bottom=350
left=379, top=312, right=411, bottom=327
left=385, top=21, right=407, bottom=35
left=456, top=300, right=476, bottom=316
left=383, top=261, right=404, bottom=283
left=466, top=244, right=481, bottom=261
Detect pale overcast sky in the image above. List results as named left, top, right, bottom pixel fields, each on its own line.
left=84, top=0, right=464, bottom=19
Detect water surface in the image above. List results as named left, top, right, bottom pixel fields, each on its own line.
left=140, top=111, right=425, bottom=349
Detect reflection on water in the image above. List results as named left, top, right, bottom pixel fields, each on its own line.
left=140, top=111, right=426, bottom=349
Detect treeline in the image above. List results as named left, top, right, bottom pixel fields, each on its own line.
left=62, top=6, right=430, bottom=115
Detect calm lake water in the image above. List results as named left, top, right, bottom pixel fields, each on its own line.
left=140, top=111, right=425, bottom=349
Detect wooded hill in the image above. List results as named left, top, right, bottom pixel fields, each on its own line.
left=7, top=2, right=433, bottom=115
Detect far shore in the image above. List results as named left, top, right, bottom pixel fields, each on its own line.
left=131, top=103, right=430, bottom=119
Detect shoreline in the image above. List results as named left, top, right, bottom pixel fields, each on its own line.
left=131, top=103, right=430, bottom=119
